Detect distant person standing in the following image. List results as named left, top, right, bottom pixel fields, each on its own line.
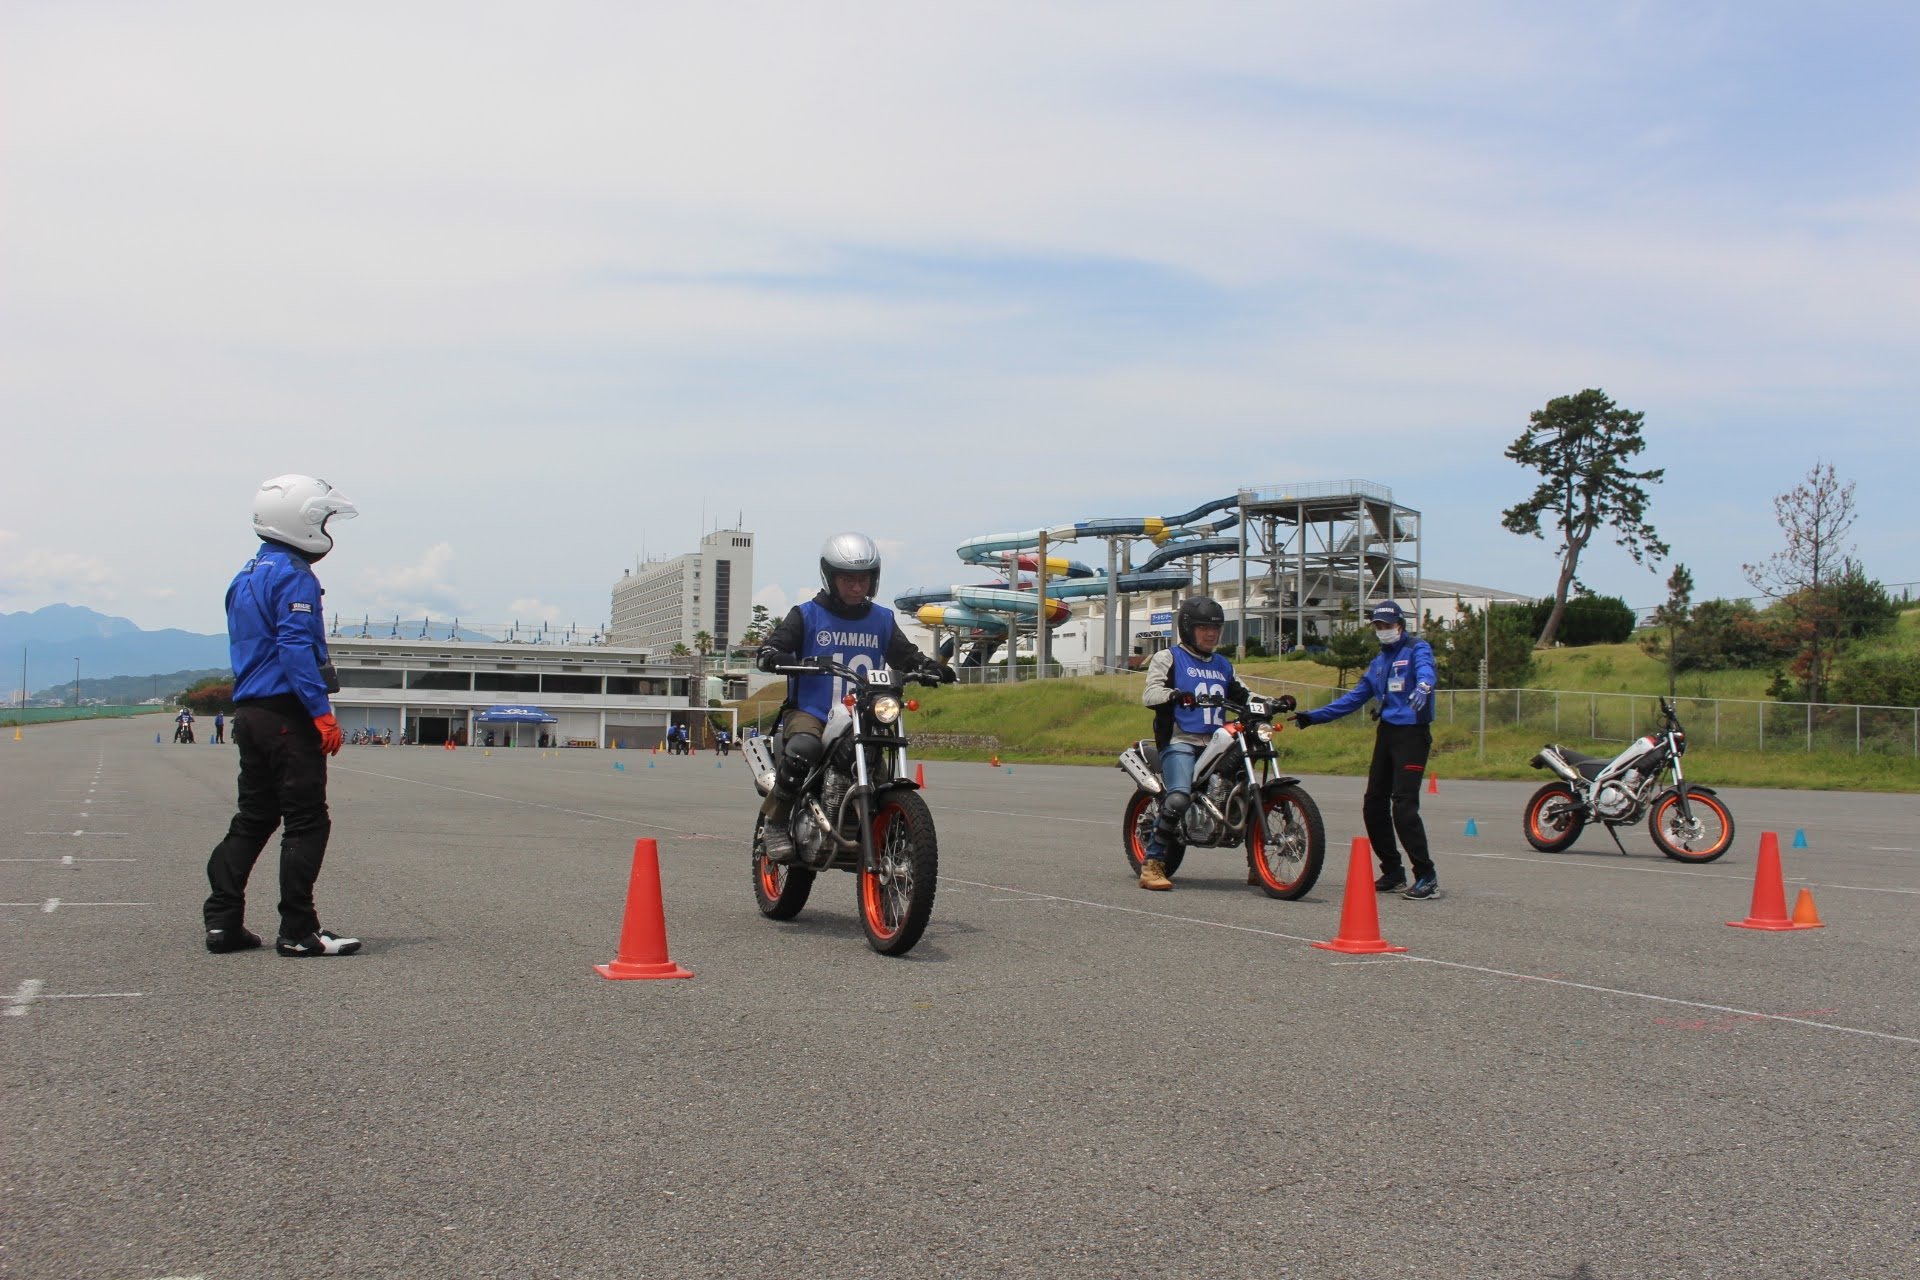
left=212, top=711, right=226, bottom=745
left=202, top=474, right=363, bottom=957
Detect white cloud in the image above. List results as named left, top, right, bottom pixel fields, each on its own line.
left=0, top=531, right=115, bottom=606
left=355, top=543, right=462, bottom=620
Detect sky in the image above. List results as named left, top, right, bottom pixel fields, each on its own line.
left=3, top=2, right=1916, bottom=637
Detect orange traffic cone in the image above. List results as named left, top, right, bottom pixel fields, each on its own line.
left=443, top=738, right=456, bottom=751
left=595, top=838, right=693, bottom=980
left=989, top=754, right=1001, bottom=768
left=915, top=763, right=926, bottom=788
left=1728, top=831, right=1803, bottom=931
left=1426, top=771, right=1438, bottom=794
left=1789, top=888, right=1825, bottom=928
left=1313, top=838, right=1408, bottom=955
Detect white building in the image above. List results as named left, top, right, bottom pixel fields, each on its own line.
left=609, top=528, right=755, bottom=655
left=326, top=635, right=734, bottom=749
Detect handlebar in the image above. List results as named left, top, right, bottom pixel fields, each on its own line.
left=771, top=658, right=941, bottom=688
left=1188, top=692, right=1297, bottom=717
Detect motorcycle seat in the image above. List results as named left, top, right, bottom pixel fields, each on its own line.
left=1133, top=738, right=1162, bottom=776
left=1551, top=745, right=1611, bottom=779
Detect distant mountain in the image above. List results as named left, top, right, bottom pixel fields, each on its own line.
left=2, top=605, right=230, bottom=691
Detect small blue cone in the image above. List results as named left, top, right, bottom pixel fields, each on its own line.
left=614, top=761, right=625, bottom=772
left=714, top=760, right=722, bottom=769
left=647, top=759, right=655, bottom=769
left=155, top=732, right=162, bottom=744
left=1464, top=818, right=1478, bottom=836
left=1792, top=828, right=1807, bottom=848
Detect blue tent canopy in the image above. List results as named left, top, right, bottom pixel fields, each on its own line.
left=475, top=704, right=557, bottom=723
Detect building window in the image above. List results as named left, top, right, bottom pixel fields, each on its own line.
left=338, top=668, right=404, bottom=689
left=475, top=672, right=540, bottom=692
left=408, top=671, right=473, bottom=691
left=541, top=673, right=601, bottom=694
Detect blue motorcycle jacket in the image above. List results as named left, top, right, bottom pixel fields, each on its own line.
left=1302, top=633, right=1437, bottom=727
left=226, top=540, right=336, bottom=719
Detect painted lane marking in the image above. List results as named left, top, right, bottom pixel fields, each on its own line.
left=1452, top=848, right=1920, bottom=896
left=939, top=875, right=1920, bottom=1047
left=7, top=979, right=45, bottom=1016
left=0, top=858, right=138, bottom=864
left=24, top=831, right=129, bottom=838
left=0, top=901, right=152, bottom=912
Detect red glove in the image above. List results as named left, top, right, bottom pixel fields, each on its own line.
left=313, top=713, right=344, bottom=755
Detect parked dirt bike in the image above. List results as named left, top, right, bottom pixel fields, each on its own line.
left=1524, top=697, right=1735, bottom=862
left=743, top=658, right=944, bottom=956
left=1117, top=691, right=1326, bottom=898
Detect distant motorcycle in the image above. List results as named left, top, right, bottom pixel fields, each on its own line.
left=743, top=658, right=944, bottom=956
left=1524, top=697, right=1735, bottom=862
left=1116, top=690, right=1326, bottom=898
left=173, top=721, right=195, bottom=744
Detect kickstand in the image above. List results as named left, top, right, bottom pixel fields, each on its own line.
left=1603, top=824, right=1630, bottom=856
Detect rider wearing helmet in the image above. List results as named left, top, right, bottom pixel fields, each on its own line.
left=1292, top=600, right=1440, bottom=899
left=754, top=532, right=954, bottom=862
left=1138, top=595, right=1251, bottom=891
left=203, top=475, right=363, bottom=957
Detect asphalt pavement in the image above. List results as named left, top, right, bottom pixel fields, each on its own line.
left=4, top=718, right=1917, bottom=1280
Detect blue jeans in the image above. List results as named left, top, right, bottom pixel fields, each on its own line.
left=1146, top=742, right=1198, bottom=858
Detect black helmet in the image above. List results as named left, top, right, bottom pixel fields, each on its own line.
left=819, top=531, right=882, bottom=595
left=1176, top=595, right=1226, bottom=650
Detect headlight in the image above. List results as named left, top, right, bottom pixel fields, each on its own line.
left=872, top=696, right=902, bottom=725
left=1254, top=722, right=1274, bottom=743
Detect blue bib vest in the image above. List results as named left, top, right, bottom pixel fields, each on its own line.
left=1170, top=646, right=1236, bottom=736
left=790, top=598, right=897, bottom=722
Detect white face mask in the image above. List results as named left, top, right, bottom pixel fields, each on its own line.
left=1374, top=626, right=1402, bottom=646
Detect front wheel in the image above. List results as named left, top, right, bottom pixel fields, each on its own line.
left=1122, top=790, right=1159, bottom=873
left=1523, top=783, right=1586, bottom=852
left=861, top=790, right=938, bottom=956
left=1249, top=783, right=1325, bottom=900
left=1649, top=789, right=1735, bottom=862
left=751, top=814, right=815, bottom=919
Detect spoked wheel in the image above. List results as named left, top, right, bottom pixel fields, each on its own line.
left=751, top=814, right=815, bottom=919
left=1649, top=790, right=1735, bottom=863
left=1522, top=783, right=1586, bottom=853
left=860, top=790, right=938, bottom=956
left=1249, top=782, right=1325, bottom=900
left=1122, top=791, right=1159, bottom=873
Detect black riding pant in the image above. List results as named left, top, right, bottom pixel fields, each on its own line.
left=1363, top=721, right=1433, bottom=878
left=203, top=695, right=333, bottom=939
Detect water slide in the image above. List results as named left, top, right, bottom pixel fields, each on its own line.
left=894, top=498, right=1244, bottom=665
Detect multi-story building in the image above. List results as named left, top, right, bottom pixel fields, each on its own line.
left=609, top=528, right=755, bottom=655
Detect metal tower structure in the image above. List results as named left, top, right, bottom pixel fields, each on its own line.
left=1232, top=480, right=1422, bottom=653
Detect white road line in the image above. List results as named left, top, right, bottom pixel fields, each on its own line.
left=1452, top=848, right=1920, bottom=896
left=0, top=900, right=152, bottom=912
left=1870, top=846, right=1916, bottom=852
left=939, top=874, right=1920, bottom=1047
left=948, top=807, right=1110, bottom=826
left=0, top=857, right=137, bottom=864
left=6, top=978, right=44, bottom=1016
left=24, top=831, right=128, bottom=837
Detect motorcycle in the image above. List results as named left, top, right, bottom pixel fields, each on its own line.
left=743, top=657, right=945, bottom=956
left=1116, top=691, right=1326, bottom=898
left=173, top=721, right=195, bottom=744
left=1523, top=696, right=1735, bottom=862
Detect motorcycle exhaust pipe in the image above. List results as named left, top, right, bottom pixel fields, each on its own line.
left=1531, top=747, right=1582, bottom=786
left=1117, top=744, right=1164, bottom=794
left=743, top=737, right=779, bottom=796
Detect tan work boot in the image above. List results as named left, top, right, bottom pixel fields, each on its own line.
left=1139, top=858, right=1173, bottom=891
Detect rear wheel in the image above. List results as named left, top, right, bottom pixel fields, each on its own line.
left=1249, top=782, right=1325, bottom=899
left=1649, top=789, right=1734, bottom=862
left=1523, top=783, right=1586, bottom=852
left=751, top=814, right=814, bottom=919
left=860, top=791, right=938, bottom=956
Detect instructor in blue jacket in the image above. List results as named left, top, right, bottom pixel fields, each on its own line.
left=202, top=474, right=363, bottom=957
left=1293, top=601, right=1441, bottom=899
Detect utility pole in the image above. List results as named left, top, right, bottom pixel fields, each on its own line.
left=1035, top=531, right=1049, bottom=680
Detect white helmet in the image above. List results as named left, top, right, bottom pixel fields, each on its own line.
left=819, top=531, right=881, bottom=595
left=253, top=474, right=357, bottom=554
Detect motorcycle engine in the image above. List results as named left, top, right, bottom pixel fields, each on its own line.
left=1181, top=801, right=1221, bottom=846
left=1593, top=783, right=1636, bottom=821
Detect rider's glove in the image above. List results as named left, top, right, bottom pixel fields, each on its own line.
left=1409, top=682, right=1432, bottom=714
left=755, top=647, right=789, bottom=674
left=933, top=663, right=957, bottom=685
left=1290, top=712, right=1315, bottom=730
left=1177, top=691, right=1197, bottom=708
left=312, top=713, right=344, bottom=756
